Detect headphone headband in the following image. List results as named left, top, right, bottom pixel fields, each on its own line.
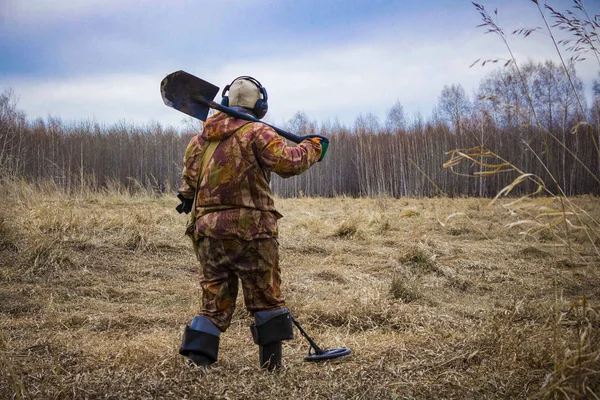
left=221, top=76, right=268, bottom=101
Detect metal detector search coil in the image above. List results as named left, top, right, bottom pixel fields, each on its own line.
left=305, top=346, right=352, bottom=362
left=290, top=314, right=352, bottom=362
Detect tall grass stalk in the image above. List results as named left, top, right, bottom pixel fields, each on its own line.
left=463, top=2, right=600, bottom=397
left=466, top=2, right=600, bottom=261
left=473, top=2, right=600, bottom=187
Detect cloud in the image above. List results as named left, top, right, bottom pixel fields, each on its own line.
left=3, top=24, right=598, bottom=130
left=214, top=25, right=579, bottom=125
left=0, top=72, right=176, bottom=126
left=0, top=0, right=260, bottom=25
left=1, top=0, right=598, bottom=129
left=0, top=0, right=129, bottom=23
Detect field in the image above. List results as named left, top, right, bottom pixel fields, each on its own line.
left=1, top=184, right=599, bottom=399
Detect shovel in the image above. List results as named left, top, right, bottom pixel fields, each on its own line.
left=160, top=70, right=329, bottom=157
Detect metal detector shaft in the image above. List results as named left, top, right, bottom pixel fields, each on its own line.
left=191, top=95, right=329, bottom=145
left=289, top=314, right=324, bottom=355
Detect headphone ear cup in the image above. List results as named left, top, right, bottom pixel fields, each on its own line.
left=254, top=99, right=268, bottom=119
left=220, top=84, right=231, bottom=107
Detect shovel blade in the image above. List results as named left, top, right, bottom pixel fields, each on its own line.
left=160, top=70, right=220, bottom=121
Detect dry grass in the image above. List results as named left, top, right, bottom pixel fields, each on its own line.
left=444, top=146, right=600, bottom=261
left=1, top=183, right=599, bottom=399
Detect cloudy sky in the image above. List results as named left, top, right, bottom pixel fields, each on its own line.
left=1, top=0, right=598, bottom=129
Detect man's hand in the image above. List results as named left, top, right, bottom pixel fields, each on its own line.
left=176, top=193, right=194, bottom=214
left=306, top=136, right=328, bottom=161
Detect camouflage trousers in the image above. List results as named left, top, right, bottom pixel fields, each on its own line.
left=195, top=237, right=285, bottom=332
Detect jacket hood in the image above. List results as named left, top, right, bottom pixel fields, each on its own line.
left=202, top=111, right=252, bottom=142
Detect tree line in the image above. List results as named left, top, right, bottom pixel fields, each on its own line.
left=1, top=60, right=599, bottom=198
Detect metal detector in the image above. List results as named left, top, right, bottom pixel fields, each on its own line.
left=290, top=314, right=351, bottom=362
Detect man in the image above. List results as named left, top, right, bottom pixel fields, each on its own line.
left=176, top=76, right=323, bottom=370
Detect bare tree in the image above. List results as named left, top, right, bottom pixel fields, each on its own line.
left=385, top=100, right=406, bottom=132
left=0, top=89, right=26, bottom=177
left=438, top=84, right=472, bottom=135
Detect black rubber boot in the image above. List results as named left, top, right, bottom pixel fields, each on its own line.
left=187, top=352, right=213, bottom=368
left=179, top=325, right=219, bottom=368
left=250, top=309, right=294, bottom=370
left=259, top=341, right=283, bottom=370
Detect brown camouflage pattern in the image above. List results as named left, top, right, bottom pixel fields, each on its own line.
left=179, top=111, right=322, bottom=240
left=196, top=237, right=283, bottom=331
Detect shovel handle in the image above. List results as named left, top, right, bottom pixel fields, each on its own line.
left=191, top=95, right=329, bottom=145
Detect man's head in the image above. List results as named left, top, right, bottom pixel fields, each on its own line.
left=221, top=76, right=268, bottom=119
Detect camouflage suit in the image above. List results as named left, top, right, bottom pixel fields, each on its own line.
left=179, top=111, right=322, bottom=332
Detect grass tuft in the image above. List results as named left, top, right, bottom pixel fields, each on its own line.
left=399, top=246, right=438, bottom=274
left=519, top=246, right=552, bottom=259
left=389, top=275, right=423, bottom=303
left=333, top=217, right=360, bottom=238
left=26, top=236, right=74, bottom=277
left=399, top=207, right=419, bottom=218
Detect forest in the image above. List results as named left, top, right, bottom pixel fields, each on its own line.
left=1, top=59, right=599, bottom=198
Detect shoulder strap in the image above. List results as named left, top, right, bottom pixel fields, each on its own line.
left=200, top=140, right=220, bottom=177
left=189, top=139, right=221, bottom=224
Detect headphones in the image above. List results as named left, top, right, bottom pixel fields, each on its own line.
left=220, top=76, right=269, bottom=119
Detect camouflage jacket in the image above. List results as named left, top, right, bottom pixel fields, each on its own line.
left=178, top=111, right=322, bottom=240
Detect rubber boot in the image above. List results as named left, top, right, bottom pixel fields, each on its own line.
left=259, top=341, right=283, bottom=371
left=179, top=316, right=221, bottom=368
left=250, top=308, right=294, bottom=370
left=187, top=351, right=214, bottom=368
